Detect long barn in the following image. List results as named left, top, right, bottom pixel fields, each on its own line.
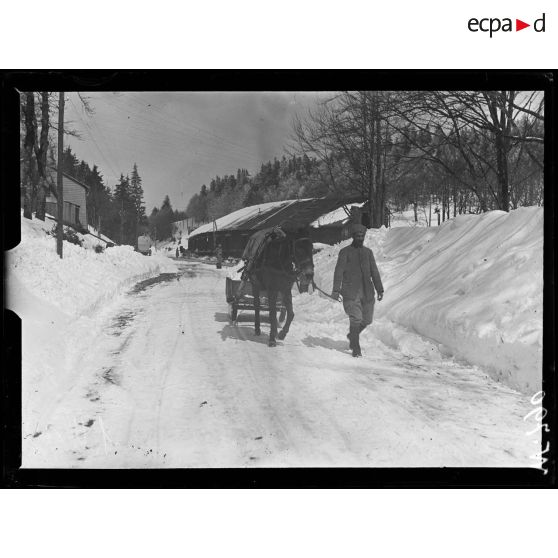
left=187, top=196, right=365, bottom=257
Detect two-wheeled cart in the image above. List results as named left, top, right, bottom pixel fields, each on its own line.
left=226, top=276, right=287, bottom=323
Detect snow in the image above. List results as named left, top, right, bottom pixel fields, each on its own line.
left=311, top=206, right=543, bottom=393
left=6, top=206, right=544, bottom=469
left=189, top=199, right=306, bottom=237
left=312, top=242, right=330, bottom=252
left=310, top=203, right=362, bottom=227
left=389, top=208, right=429, bottom=227
left=7, top=214, right=178, bottom=318
left=86, top=223, right=114, bottom=244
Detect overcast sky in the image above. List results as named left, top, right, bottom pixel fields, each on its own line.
left=63, top=91, right=331, bottom=213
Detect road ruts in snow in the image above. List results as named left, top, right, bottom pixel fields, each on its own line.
left=24, top=262, right=538, bottom=468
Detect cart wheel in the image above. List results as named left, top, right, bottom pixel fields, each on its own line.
left=229, top=303, right=238, bottom=322
left=279, top=307, right=287, bottom=324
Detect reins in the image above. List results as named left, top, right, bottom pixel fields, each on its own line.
left=310, top=279, right=343, bottom=302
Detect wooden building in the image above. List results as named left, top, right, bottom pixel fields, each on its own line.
left=45, top=168, right=89, bottom=231
left=188, top=196, right=365, bottom=257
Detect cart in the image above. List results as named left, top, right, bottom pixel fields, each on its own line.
left=226, top=276, right=287, bottom=323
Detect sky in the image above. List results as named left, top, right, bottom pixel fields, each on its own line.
left=63, top=91, right=331, bottom=213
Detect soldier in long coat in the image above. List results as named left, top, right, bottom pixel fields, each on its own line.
left=331, top=223, right=384, bottom=357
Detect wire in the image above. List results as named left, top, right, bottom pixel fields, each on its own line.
left=104, top=94, right=263, bottom=166
left=68, top=96, right=121, bottom=181
left=124, top=93, right=263, bottom=161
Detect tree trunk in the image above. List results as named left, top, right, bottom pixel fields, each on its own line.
left=34, top=92, right=50, bottom=221
left=495, top=131, right=510, bottom=211
left=365, top=94, right=376, bottom=228
left=372, top=95, right=385, bottom=228
left=56, top=92, right=64, bottom=258
left=36, top=177, right=47, bottom=220
left=22, top=92, right=37, bottom=219
left=428, top=196, right=432, bottom=227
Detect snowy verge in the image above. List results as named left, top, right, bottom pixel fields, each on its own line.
left=6, top=215, right=178, bottom=319
left=311, top=207, right=543, bottom=394
left=6, top=216, right=179, bottom=451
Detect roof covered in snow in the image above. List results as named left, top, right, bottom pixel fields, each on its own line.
left=310, top=202, right=365, bottom=227
left=189, top=196, right=364, bottom=238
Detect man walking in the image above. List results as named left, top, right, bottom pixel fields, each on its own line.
left=331, top=224, right=384, bottom=357
left=215, top=243, right=223, bottom=269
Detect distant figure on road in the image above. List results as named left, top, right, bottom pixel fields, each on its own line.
left=331, top=223, right=384, bottom=357
left=176, top=247, right=179, bottom=258
left=215, top=244, right=223, bottom=269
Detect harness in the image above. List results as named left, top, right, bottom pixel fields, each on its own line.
left=247, top=235, right=312, bottom=285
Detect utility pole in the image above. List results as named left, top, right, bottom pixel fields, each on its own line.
left=56, top=92, right=64, bottom=258
left=120, top=198, right=124, bottom=245
left=212, top=218, right=217, bottom=251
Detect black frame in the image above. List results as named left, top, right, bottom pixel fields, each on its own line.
left=2, top=70, right=556, bottom=488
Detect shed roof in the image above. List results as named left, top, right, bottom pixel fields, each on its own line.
left=47, top=167, right=90, bottom=192
left=189, top=196, right=364, bottom=238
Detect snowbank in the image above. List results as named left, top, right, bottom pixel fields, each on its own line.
left=6, top=217, right=178, bottom=465
left=6, top=215, right=178, bottom=318
left=311, top=207, right=543, bottom=394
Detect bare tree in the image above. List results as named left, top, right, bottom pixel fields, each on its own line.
left=21, top=92, right=50, bottom=220
left=292, top=91, right=395, bottom=227
left=21, top=92, right=95, bottom=220
left=389, top=90, right=544, bottom=212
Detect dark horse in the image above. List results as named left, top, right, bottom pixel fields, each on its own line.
left=246, top=228, right=314, bottom=347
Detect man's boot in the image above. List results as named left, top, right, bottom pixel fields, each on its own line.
left=348, top=323, right=367, bottom=351
left=349, top=324, right=362, bottom=357
left=347, top=330, right=354, bottom=350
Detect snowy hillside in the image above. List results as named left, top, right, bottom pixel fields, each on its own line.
left=389, top=208, right=429, bottom=228
left=311, top=206, right=543, bottom=393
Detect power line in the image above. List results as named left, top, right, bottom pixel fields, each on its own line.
left=68, top=96, right=121, bottom=181
left=124, top=93, right=263, bottom=159
left=105, top=94, right=264, bottom=165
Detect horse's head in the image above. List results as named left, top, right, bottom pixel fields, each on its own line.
left=292, top=233, right=314, bottom=293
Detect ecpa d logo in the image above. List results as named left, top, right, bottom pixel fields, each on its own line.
left=468, top=13, right=545, bottom=37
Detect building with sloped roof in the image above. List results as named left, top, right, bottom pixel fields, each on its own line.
left=187, top=196, right=365, bottom=257
left=44, top=167, right=89, bottom=231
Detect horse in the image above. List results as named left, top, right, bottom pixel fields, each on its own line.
left=246, top=228, right=314, bottom=347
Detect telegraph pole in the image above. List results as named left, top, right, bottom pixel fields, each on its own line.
left=120, top=198, right=124, bottom=244
left=56, top=92, right=64, bottom=258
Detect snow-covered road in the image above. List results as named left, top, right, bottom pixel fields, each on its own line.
left=23, top=262, right=539, bottom=468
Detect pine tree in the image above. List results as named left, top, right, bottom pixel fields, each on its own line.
left=87, top=164, right=108, bottom=232
left=148, top=207, right=159, bottom=239
left=130, top=163, right=146, bottom=248
left=113, top=174, right=134, bottom=244
left=62, top=147, right=79, bottom=176
left=156, top=195, right=174, bottom=240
